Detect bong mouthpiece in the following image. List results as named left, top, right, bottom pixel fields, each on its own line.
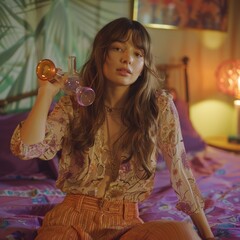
left=36, top=59, right=57, bottom=81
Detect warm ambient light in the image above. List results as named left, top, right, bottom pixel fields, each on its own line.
left=216, top=59, right=240, bottom=99
left=234, top=99, right=240, bottom=106
left=202, top=31, right=226, bottom=49
left=216, top=59, right=240, bottom=140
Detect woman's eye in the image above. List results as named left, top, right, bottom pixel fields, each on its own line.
left=115, top=47, right=122, bottom=52
left=116, top=46, right=126, bottom=52
left=135, top=52, right=144, bottom=58
left=110, top=45, right=123, bottom=52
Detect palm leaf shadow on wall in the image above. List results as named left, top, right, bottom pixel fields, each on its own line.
left=0, top=0, right=129, bottom=113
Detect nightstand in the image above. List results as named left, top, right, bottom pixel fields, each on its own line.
left=205, top=136, right=240, bottom=153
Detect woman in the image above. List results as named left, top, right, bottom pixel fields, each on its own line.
left=11, top=17, right=215, bottom=240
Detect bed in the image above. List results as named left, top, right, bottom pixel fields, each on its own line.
left=0, top=58, right=240, bottom=240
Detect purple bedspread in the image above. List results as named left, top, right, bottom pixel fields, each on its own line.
left=0, top=177, right=65, bottom=240
left=139, top=146, right=240, bottom=240
left=0, top=146, right=239, bottom=240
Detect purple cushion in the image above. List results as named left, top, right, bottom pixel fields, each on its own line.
left=41, top=154, right=59, bottom=179
left=174, top=99, right=206, bottom=153
left=0, top=112, right=41, bottom=177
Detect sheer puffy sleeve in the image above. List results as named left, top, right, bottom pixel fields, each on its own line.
left=10, top=96, right=73, bottom=160
left=157, top=91, right=204, bottom=215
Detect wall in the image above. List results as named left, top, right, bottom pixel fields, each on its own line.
left=146, top=0, right=240, bottom=137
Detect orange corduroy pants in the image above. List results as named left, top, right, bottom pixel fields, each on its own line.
left=35, top=194, right=201, bottom=240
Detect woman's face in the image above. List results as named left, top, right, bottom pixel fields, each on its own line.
left=103, top=34, right=144, bottom=88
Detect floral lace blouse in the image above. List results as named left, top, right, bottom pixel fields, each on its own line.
left=10, top=92, right=204, bottom=216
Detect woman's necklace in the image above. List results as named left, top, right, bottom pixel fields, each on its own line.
left=104, top=105, right=123, bottom=113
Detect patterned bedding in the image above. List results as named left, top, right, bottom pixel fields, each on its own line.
left=0, top=146, right=239, bottom=240
left=140, top=146, right=240, bottom=240
left=0, top=176, right=65, bottom=240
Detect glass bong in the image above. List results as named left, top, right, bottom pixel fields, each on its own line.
left=36, top=56, right=95, bottom=106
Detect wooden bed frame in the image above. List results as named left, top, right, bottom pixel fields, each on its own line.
left=0, top=90, right=38, bottom=109
left=156, top=56, right=190, bottom=104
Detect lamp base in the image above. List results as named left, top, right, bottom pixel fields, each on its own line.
left=228, top=135, right=240, bottom=144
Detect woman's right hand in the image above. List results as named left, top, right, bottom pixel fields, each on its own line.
left=37, top=74, right=65, bottom=99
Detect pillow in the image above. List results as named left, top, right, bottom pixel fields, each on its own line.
left=174, top=98, right=206, bottom=153
left=40, top=153, right=59, bottom=179
left=0, top=112, right=42, bottom=178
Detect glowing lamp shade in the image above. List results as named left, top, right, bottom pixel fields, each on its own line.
left=216, top=59, right=240, bottom=99
left=216, top=59, right=240, bottom=138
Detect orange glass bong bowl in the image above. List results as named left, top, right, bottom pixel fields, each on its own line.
left=36, top=56, right=95, bottom=106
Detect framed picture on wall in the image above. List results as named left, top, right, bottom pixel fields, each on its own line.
left=132, top=0, right=229, bottom=31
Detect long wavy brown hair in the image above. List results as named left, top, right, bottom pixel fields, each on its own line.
left=70, top=17, right=163, bottom=179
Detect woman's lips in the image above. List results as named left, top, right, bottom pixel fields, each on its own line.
left=117, top=68, right=132, bottom=76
